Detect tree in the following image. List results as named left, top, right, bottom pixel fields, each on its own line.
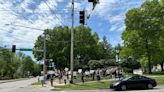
left=123, top=0, right=163, bottom=74
left=121, top=56, right=141, bottom=73
left=20, top=56, right=34, bottom=77
left=88, top=60, right=103, bottom=70
left=99, top=36, right=115, bottom=59
left=33, top=26, right=115, bottom=70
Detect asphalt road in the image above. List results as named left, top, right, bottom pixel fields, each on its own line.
left=0, top=78, right=164, bottom=92
left=50, top=86, right=164, bottom=92
left=0, top=78, right=49, bottom=92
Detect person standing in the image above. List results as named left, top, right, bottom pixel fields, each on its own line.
left=63, top=74, right=67, bottom=85
left=49, top=74, right=54, bottom=86
left=81, top=72, right=84, bottom=83
left=92, top=71, right=95, bottom=81
left=96, top=70, right=101, bottom=81
left=39, top=75, right=44, bottom=87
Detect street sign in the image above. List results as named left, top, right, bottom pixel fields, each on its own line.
left=19, top=48, right=33, bottom=51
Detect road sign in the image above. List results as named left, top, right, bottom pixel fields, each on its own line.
left=19, top=48, right=33, bottom=51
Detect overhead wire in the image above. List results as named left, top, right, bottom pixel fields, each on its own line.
left=43, top=0, right=65, bottom=26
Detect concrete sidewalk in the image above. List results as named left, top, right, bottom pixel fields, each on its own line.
left=0, top=78, right=28, bottom=84
left=31, top=78, right=119, bottom=92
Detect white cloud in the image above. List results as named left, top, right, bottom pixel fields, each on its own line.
left=0, top=0, right=63, bottom=49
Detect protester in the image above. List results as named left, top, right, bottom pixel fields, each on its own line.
left=63, top=74, right=67, bottom=85
left=49, top=74, right=54, bottom=86
left=96, top=70, right=101, bottom=81
left=81, top=72, right=84, bottom=83
left=39, top=75, right=44, bottom=87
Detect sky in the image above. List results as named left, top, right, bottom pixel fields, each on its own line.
left=0, top=0, right=144, bottom=59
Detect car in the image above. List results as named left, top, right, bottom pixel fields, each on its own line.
left=110, top=75, right=157, bottom=91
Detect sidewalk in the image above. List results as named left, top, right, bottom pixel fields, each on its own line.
left=31, top=80, right=65, bottom=92
left=31, top=78, right=119, bottom=92
left=0, top=78, right=28, bottom=84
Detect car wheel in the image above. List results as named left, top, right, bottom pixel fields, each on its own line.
left=121, top=85, right=127, bottom=91
left=147, top=83, right=153, bottom=89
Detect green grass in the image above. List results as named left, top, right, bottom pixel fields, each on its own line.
left=31, top=82, right=41, bottom=85
left=54, top=75, right=164, bottom=90
left=54, top=80, right=113, bottom=90
left=148, top=76, right=164, bottom=84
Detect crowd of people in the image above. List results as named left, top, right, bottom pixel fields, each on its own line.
left=38, top=68, right=123, bottom=87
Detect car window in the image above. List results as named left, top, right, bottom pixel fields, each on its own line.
left=139, top=76, right=148, bottom=79
left=129, top=76, right=140, bottom=80
left=121, top=76, right=131, bottom=81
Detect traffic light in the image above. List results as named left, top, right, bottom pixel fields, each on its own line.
left=88, top=0, right=99, bottom=10
left=88, top=0, right=94, bottom=2
left=88, top=0, right=99, bottom=3
left=79, top=11, right=85, bottom=25
left=12, top=45, right=16, bottom=53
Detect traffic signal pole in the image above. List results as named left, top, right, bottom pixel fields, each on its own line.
left=70, top=0, right=74, bottom=84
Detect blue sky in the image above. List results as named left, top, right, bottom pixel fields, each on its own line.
left=0, top=0, right=144, bottom=59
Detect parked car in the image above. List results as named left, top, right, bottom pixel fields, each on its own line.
left=110, top=75, right=157, bottom=91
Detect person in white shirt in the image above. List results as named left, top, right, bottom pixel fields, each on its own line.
left=39, top=75, right=44, bottom=87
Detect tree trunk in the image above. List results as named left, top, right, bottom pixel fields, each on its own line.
left=145, top=39, right=152, bottom=74
left=160, top=62, right=164, bottom=71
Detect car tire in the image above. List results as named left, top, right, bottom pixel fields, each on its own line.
left=121, top=85, right=127, bottom=91
left=147, top=83, right=153, bottom=89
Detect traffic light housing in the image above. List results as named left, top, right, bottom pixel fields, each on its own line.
left=88, top=0, right=94, bottom=2
left=79, top=11, right=85, bottom=25
left=88, top=0, right=99, bottom=10
left=88, top=0, right=99, bottom=3
left=12, top=45, right=16, bottom=53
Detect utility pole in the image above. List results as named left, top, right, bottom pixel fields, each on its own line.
left=70, top=0, right=74, bottom=84
left=43, top=30, right=47, bottom=82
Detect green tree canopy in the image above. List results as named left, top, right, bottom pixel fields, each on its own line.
left=122, top=0, right=163, bottom=73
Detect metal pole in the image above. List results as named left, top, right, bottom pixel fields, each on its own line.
left=70, top=0, right=74, bottom=84
left=43, top=30, right=47, bottom=82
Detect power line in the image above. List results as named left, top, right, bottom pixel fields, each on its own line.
left=43, top=0, right=65, bottom=26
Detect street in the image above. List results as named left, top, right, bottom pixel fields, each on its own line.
left=0, top=78, right=164, bottom=92
left=50, top=86, right=164, bottom=92
left=0, top=78, right=49, bottom=92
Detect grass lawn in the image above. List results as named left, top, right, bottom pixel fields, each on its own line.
left=31, top=81, right=41, bottom=85
left=54, top=75, right=164, bottom=90
left=146, top=75, right=164, bottom=84
left=54, top=80, right=114, bottom=90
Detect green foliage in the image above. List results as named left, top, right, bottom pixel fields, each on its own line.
left=121, top=57, right=141, bottom=73
left=33, top=26, right=115, bottom=70
left=88, top=59, right=118, bottom=70
left=0, top=47, right=41, bottom=79
left=122, top=0, right=164, bottom=73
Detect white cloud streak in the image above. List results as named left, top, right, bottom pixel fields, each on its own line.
left=0, top=0, right=63, bottom=48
